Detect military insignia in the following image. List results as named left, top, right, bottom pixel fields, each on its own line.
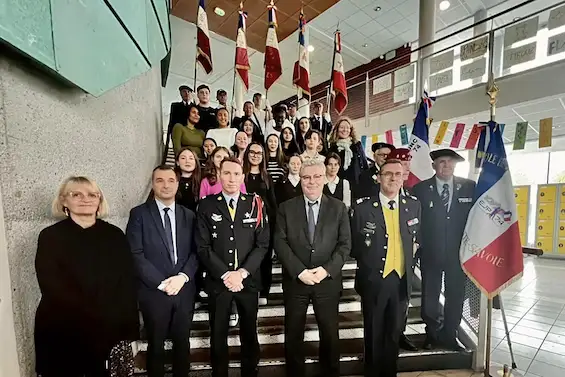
left=365, top=222, right=376, bottom=230
left=365, top=238, right=371, bottom=247
left=456, top=183, right=462, bottom=191
left=372, top=174, right=377, bottom=181
left=356, top=197, right=369, bottom=204
left=373, top=202, right=379, bottom=207
left=350, top=208, right=355, bottom=217
left=401, top=199, right=406, bottom=204
left=241, top=196, right=247, bottom=201
left=429, top=201, right=434, bottom=208
left=245, top=212, right=251, bottom=218
left=410, top=195, right=417, bottom=200
left=458, top=197, right=472, bottom=203
left=405, top=208, right=409, bottom=212
left=212, top=232, right=218, bottom=238
left=407, top=218, right=419, bottom=226
left=429, top=185, right=434, bottom=191
left=211, top=213, right=222, bottom=222
left=217, top=196, right=222, bottom=201
left=243, top=218, right=257, bottom=224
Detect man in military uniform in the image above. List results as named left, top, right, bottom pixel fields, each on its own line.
left=412, top=149, right=475, bottom=351
left=357, top=142, right=395, bottom=199
left=196, top=156, right=270, bottom=377
left=350, top=159, right=421, bottom=377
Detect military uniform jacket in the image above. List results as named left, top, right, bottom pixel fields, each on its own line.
left=196, top=193, right=269, bottom=293
left=350, top=194, right=421, bottom=298
left=412, top=176, right=475, bottom=267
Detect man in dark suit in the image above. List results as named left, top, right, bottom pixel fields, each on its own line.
left=350, top=159, right=421, bottom=377
left=357, top=142, right=395, bottom=199
left=167, top=85, right=194, bottom=148
left=126, top=165, right=199, bottom=377
left=287, top=102, right=300, bottom=129
left=412, top=149, right=475, bottom=351
left=310, top=102, right=333, bottom=144
left=275, top=157, right=351, bottom=377
left=196, top=156, right=269, bottom=377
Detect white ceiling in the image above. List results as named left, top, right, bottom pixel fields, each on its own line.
left=429, top=94, right=565, bottom=149
left=161, top=0, right=556, bottom=122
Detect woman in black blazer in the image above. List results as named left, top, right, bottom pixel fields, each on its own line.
left=35, top=176, right=139, bottom=377
left=327, top=117, right=368, bottom=198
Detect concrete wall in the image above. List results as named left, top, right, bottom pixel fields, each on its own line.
left=0, top=51, right=163, bottom=377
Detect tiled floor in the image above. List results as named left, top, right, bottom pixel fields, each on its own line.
left=486, top=256, right=565, bottom=377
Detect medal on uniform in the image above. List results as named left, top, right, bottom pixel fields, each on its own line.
left=212, top=232, right=218, bottom=238
left=365, top=236, right=371, bottom=247
left=429, top=201, right=433, bottom=208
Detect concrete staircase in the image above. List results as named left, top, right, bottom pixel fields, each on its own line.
left=132, top=260, right=473, bottom=376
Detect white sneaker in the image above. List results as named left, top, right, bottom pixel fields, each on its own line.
left=229, top=313, right=239, bottom=327
left=258, top=297, right=268, bottom=306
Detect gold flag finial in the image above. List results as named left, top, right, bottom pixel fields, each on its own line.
left=486, top=76, right=499, bottom=121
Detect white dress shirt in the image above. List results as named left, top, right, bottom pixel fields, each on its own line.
left=304, top=195, right=322, bottom=225
left=325, top=176, right=351, bottom=208
left=155, top=199, right=178, bottom=264
left=379, top=192, right=399, bottom=210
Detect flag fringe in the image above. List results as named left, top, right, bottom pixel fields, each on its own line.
left=462, top=264, right=524, bottom=299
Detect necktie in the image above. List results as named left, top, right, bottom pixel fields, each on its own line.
left=308, top=201, right=317, bottom=244
left=163, top=208, right=175, bottom=264
left=388, top=200, right=396, bottom=210
left=441, top=183, right=450, bottom=209
left=228, top=198, right=238, bottom=268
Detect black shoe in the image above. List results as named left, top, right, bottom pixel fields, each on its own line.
left=399, top=334, right=418, bottom=351
left=423, top=335, right=438, bottom=350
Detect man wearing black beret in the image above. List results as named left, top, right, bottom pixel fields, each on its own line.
left=412, top=148, right=475, bottom=351
left=356, top=142, right=395, bottom=199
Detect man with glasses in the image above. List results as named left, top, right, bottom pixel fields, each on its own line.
left=275, top=157, right=351, bottom=377
left=412, top=149, right=474, bottom=351
left=350, top=159, right=421, bottom=377
left=357, top=142, right=395, bottom=199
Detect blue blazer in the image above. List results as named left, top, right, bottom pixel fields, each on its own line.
left=126, top=199, right=198, bottom=293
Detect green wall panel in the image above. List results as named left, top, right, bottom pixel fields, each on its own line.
left=107, top=0, right=149, bottom=59
left=0, top=0, right=171, bottom=96
left=0, top=0, right=56, bottom=69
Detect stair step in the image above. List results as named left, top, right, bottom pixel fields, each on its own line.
left=133, top=335, right=473, bottom=375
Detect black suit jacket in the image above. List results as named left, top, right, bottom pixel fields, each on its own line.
left=350, top=194, right=421, bottom=298
left=412, top=176, right=475, bottom=267
left=310, top=115, right=332, bottom=138
left=126, top=200, right=199, bottom=295
left=274, top=195, right=351, bottom=281
left=356, top=165, right=380, bottom=199
left=196, top=193, right=269, bottom=293
left=168, top=101, right=190, bottom=130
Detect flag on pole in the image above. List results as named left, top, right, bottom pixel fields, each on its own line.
left=235, top=3, right=250, bottom=90
left=406, top=92, right=435, bottom=188
left=293, top=10, right=311, bottom=100
left=196, top=0, right=213, bottom=74
left=331, top=30, right=348, bottom=115
left=264, top=1, right=282, bottom=91
left=460, top=122, right=523, bottom=297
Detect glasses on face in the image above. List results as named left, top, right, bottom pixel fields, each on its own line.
left=249, top=150, right=263, bottom=156
left=301, top=174, right=324, bottom=181
left=380, top=171, right=403, bottom=179
left=67, top=191, right=101, bottom=200
left=376, top=153, right=388, bottom=158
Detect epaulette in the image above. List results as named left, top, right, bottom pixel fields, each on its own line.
left=409, top=195, right=418, bottom=201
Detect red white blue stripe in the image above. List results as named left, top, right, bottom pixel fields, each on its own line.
left=196, top=0, right=212, bottom=74
left=460, top=122, right=523, bottom=297
left=235, top=4, right=250, bottom=90
left=292, top=10, right=311, bottom=100
left=264, top=2, right=282, bottom=91
left=405, top=96, right=434, bottom=187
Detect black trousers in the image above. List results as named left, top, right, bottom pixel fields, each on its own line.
left=260, top=225, right=275, bottom=298
left=283, top=279, right=341, bottom=377
left=139, top=287, right=195, bottom=377
left=361, top=272, right=407, bottom=377
left=208, top=290, right=260, bottom=377
left=421, top=258, right=466, bottom=342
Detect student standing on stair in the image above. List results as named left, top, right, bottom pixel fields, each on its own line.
left=196, top=157, right=269, bottom=377
left=350, top=159, right=421, bottom=377
left=126, top=165, right=199, bottom=377
left=274, top=157, right=351, bottom=377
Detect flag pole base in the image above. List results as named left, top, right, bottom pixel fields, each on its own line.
left=487, top=364, right=524, bottom=377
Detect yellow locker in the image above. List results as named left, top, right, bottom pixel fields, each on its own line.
left=538, top=185, right=557, bottom=202
left=559, top=184, right=565, bottom=200
left=558, top=221, right=565, bottom=238
left=536, top=236, right=554, bottom=252
left=517, top=203, right=528, bottom=219
left=520, top=232, right=526, bottom=246
left=514, top=186, right=529, bottom=204
left=557, top=240, right=565, bottom=254
left=537, top=219, right=554, bottom=237
left=538, top=202, right=556, bottom=220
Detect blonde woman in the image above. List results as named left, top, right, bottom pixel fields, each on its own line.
left=35, top=176, right=138, bottom=377
left=327, top=117, right=368, bottom=197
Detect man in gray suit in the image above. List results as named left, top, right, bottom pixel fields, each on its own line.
left=274, top=157, right=351, bottom=377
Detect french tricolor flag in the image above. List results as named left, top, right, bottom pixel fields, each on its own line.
left=264, top=1, right=282, bottom=91
left=460, top=122, right=523, bottom=297
left=235, top=3, right=250, bottom=90
left=292, top=10, right=310, bottom=100
left=196, top=0, right=212, bottom=74
left=406, top=93, right=435, bottom=188
left=331, top=30, right=347, bottom=115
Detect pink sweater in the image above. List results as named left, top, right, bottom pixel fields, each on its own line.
left=199, top=178, right=247, bottom=199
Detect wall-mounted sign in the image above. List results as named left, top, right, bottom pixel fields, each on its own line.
left=549, top=5, right=565, bottom=30
left=394, top=64, right=414, bottom=86
left=460, top=35, right=488, bottom=61
left=548, top=32, right=565, bottom=56
left=430, top=50, right=454, bottom=75
left=460, top=57, right=486, bottom=81
left=504, top=17, right=539, bottom=46
left=429, top=70, right=453, bottom=92
left=503, top=42, right=537, bottom=69
left=393, top=82, right=413, bottom=103
left=372, top=74, right=392, bottom=95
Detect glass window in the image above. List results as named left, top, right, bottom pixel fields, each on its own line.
left=507, top=152, right=549, bottom=185
left=548, top=151, right=565, bottom=184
